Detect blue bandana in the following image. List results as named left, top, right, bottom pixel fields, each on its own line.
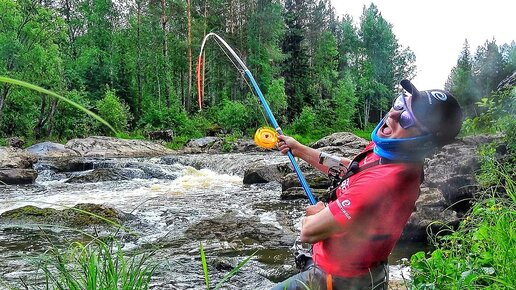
left=371, top=119, right=436, bottom=162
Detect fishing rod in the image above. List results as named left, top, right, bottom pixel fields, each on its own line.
left=196, top=33, right=316, bottom=205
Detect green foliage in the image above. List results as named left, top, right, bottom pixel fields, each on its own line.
left=290, top=106, right=316, bottom=135
left=52, top=90, right=95, bottom=139
left=96, top=89, right=131, bottom=134
left=34, top=240, right=156, bottom=290
left=410, top=142, right=516, bottom=289
left=214, top=99, right=250, bottom=134
left=138, top=97, right=209, bottom=138
left=332, top=76, right=358, bottom=131
left=461, top=88, right=515, bottom=136
left=266, top=78, right=288, bottom=124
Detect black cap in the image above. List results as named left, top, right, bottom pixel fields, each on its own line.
left=400, top=79, right=463, bottom=145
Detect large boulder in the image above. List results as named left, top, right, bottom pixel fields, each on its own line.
left=401, top=187, right=459, bottom=242
left=66, top=136, right=174, bottom=157
left=26, top=141, right=79, bottom=159
left=243, top=159, right=291, bottom=184
left=423, top=134, right=501, bottom=213
left=0, top=147, right=38, bottom=184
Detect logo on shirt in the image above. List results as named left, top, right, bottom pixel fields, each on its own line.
left=339, top=178, right=350, bottom=191
left=336, top=199, right=352, bottom=220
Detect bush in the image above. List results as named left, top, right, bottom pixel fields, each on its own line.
left=52, top=89, right=95, bottom=139
left=290, top=106, right=316, bottom=135
left=96, top=89, right=132, bottom=134
left=215, top=99, right=250, bottom=134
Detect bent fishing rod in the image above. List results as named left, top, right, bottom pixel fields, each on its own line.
left=196, top=32, right=316, bottom=205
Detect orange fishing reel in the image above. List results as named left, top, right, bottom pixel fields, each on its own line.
left=254, top=127, right=278, bottom=149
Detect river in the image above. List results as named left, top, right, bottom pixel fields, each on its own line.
left=0, top=152, right=416, bottom=289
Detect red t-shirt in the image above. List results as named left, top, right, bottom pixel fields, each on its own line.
left=313, top=142, right=422, bottom=277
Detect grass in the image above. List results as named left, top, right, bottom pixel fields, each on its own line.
left=32, top=239, right=157, bottom=290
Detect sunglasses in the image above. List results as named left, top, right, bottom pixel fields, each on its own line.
left=392, top=94, right=419, bottom=130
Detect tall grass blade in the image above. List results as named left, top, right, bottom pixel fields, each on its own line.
left=0, top=76, right=117, bottom=134
left=199, top=242, right=210, bottom=290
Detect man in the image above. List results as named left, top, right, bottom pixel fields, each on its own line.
left=271, top=79, right=463, bottom=290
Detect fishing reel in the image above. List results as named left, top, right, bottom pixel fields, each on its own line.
left=253, top=126, right=278, bottom=149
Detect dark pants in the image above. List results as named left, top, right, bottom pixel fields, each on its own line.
left=270, top=263, right=388, bottom=290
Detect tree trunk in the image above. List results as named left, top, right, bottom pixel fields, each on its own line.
left=363, top=98, right=370, bottom=128
left=0, top=84, right=11, bottom=122
left=46, top=99, right=58, bottom=137
left=186, top=0, right=192, bottom=112
left=160, top=0, right=170, bottom=108
left=136, top=0, right=143, bottom=116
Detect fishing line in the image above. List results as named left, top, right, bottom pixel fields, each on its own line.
left=212, top=38, right=271, bottom=128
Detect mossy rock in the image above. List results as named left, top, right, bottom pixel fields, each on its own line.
left=0, top=203, right=127, bottom=228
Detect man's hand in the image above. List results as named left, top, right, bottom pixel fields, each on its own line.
left=277, top=134, right=301, bottom=156
left=306, top=201, right=325, bottom=216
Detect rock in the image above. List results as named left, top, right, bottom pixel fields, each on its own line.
left=310, top=132, right=369, bottom=158
left=146, top=129, right=174, bottom=142
left=243, top=160, right=290, bottom=184
left=35, top=157, right=94, bottom=172
left=281, top=171, right=330, bottom=191
left=0, top=169, right=37, bottom=184
left=186, top=136, right=220, bottom=148
left=7, top=137, right=24, bottom=148
left=65, top=168, right=146, bottom=183
left=400, top=187, right=459, bottom=242
left=184, top=210, right=296, bottom=247
left=0, top=147, right=38, bottom=184
left=26, top=141, right=79, bottom=159
left=66, top=136, right=174, bottom=157
left=0, top=147, right=37, bottom=169
left=281, top=187, right=329, bottom=202
left=0, top=203, right=130, bottom=227
left=423, top=134, right=501, bottom=213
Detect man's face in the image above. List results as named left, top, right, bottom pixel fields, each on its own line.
left=376, top=95, right=425, bottom=139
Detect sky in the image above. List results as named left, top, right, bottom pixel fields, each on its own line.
left=330, top=0, right=515, bottom=90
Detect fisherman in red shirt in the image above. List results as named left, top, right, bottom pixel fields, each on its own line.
left=271, top=79, right=463, bottom=290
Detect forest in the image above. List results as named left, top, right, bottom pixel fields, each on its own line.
left=0, top=0, right=515, bottom=145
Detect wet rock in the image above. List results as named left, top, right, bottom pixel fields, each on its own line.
left=26, top=141, right=79, bottom=159
left=0, top=203, right=130, bottom=227
left=184, top=210, right=295, bottom=247
left=35, top=157, right=94, bottom=172
left=0, top=147, right=38, bottom=184
left=0, top=169, right=37, bottom=184
left=243, top=160, right=290, bottom=184
left=66, top=136, right=174, bottom=158
left=281, top=187, right=329, bottom=202
left=281, top=171, right=330, bottom=191
left=65, top=167, right=146, bottom=183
